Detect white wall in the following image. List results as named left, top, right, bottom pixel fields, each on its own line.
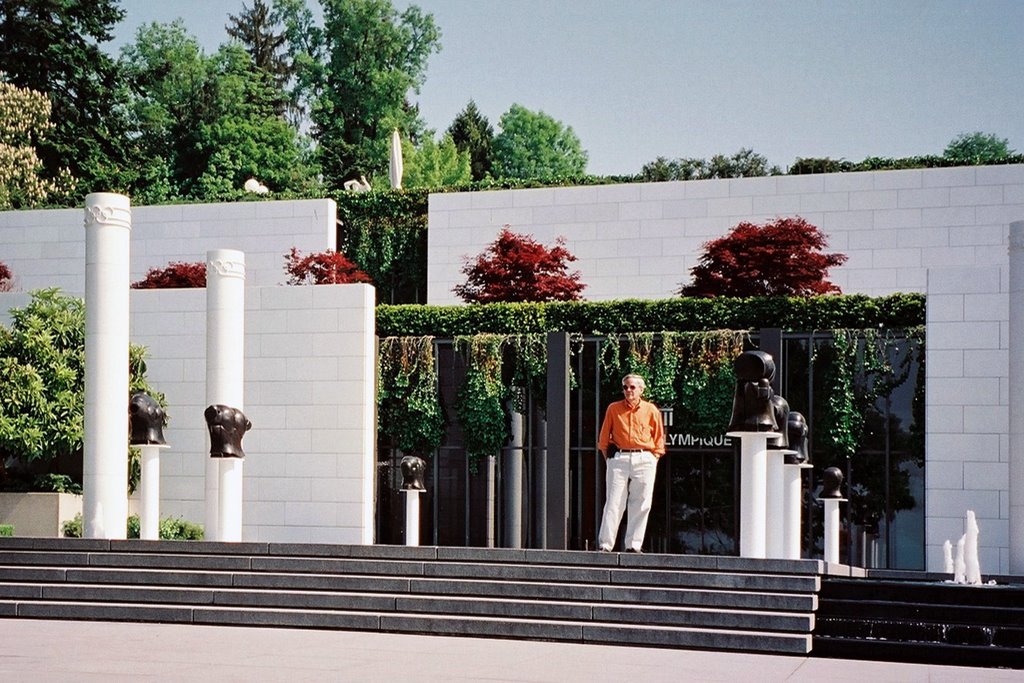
left=0, top=284, right=376, bottom=544
left=428, top=165, right=1024, bottom=304
left=429, top=165, right=1024, bottom=574
left=130, top=284, right=376, bottom=543
left=1, top=198, right=336, bottom=292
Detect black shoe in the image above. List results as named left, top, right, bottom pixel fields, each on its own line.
left=626, top=548, right=643, bottom=553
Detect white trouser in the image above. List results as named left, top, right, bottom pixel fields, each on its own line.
left=597, top=450, right=658, bottom=551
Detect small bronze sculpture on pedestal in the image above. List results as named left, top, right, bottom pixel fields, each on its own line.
left=400, top=456, right=426, bottom=491
left=129, top=392, right=167, bottom=446
left=205, top=404, right=251, bottom=458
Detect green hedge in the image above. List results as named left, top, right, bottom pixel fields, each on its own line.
left=376, top=293, right=925, bottom=337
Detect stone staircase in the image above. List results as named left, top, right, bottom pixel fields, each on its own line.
left=0, top=538, right=818, bottom=655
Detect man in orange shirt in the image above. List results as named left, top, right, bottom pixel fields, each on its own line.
left=597, top=373, right=666, bottom=552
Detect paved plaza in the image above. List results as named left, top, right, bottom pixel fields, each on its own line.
left=0, top=619, right=1020, bottom=682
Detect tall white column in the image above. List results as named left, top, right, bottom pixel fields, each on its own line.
left=1009, top=221, right=1024, bottom=574
left=206, top=249, right=246, bottom=542
left=729, top=432, right=776, bottom=559
left=83, top=192, right=131, bottom=539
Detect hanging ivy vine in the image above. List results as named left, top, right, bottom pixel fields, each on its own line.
left=454, top=334, right=508, bottom=471
left=378, top=336, right=444, bottom=456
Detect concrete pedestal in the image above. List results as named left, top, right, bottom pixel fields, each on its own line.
left=783, top=462, right=812, bottom=560
left=728, top=432, right=778, bottom=559
left=822, top=498, right=846, bottom=564
left=403, top=490, right=421, bottom=546
left=138, top=444, right=167, bottom=540
left=766, top=449, right=785, bottom=558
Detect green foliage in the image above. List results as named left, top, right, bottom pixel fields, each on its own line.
left=0, top=80, right=74, bottom=209
left=285, top=0, right=441, bottom=187
left=0, top=289, right=163, bottom=492
left=492, top=104, right=588, bottom=180
left=378, top=336, right=445, bottom=455
left=119, top=22, right=317, bottom=203
left=943, top=131, right=1014, bottom=163
left=0, top=0, right=129, bottom=194
left=376, top=294, right=926, bottom=337
left=336, top=188, right=429, bottom=303
left=640, top=149, right=779, bottom=181
left=226, top=0, right=293, bottom=117
left=33, top=473, right=82, bottom=495
left=63, top=513, right=204, bottom=540
left=0, top=524, right=12, bottom=537
left=448, top=100, right=494, bottom=181
left=454, top=335, right=508, bottom=469
left=401, top=134, right=472, bottom=188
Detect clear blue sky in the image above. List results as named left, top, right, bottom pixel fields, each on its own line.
left=112, top=0, right=1024, bottom=176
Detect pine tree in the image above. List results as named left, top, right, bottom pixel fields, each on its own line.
left=447, top=100, right=494, bottom=181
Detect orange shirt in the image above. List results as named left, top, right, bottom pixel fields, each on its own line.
left=598, top=399, right=666, bottom=457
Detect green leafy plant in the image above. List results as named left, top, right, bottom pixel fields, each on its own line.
left=63, top=513, right=204, bottom=540
left=0, top=524, right=12, bottom=537
left=0, top=289, right=164, bottom=492
left=378, top=336, right=445, bottom=456
left=454, top=334, right=508, bottom=470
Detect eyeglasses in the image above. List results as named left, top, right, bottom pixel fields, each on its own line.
left=622, top=385, right=640, bottom=390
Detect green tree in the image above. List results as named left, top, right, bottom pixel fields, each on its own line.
left=401, top=134, right=471, bottom=188
left=119, top=21, right=317, bottom=202
left=640, top=148, right=777, bottom=181
left=283, top=0, right=441, bottom=189
left=448, top=100, right=493, bottom=181
left=0, top=0, right=130, bottom=195
left=943, top=131, right=1014, bottom=163
left=491, top=104, right=588, bottom=180
left=0, top=290, right=161, bottom=492
left=226, top=0, right=293, bottom=117
left=0, top=80, right=73, bottom=208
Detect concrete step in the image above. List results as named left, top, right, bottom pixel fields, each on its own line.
left=0, top=539, right=820, bottom=655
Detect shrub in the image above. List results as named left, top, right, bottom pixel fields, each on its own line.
left=132, top=261, right=207, bottom=288
left=0, top=262, right=13, bottom=292
left=681, top=217, right=848, bottom=297
left=284, top=247, right=372, bottom=285
left=454, top=227, right=586, bottom=303
left=0, top=524, right=13, bottom=537
left=63, top=513, right=204, bottom=540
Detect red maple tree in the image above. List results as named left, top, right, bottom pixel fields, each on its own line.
left=454, top=227, right=586, bottom=303
left=132, top=261, right=207, bottom=288
left=680, top=217, right=847, bottom=297
left=284, top=247, right=372, bottom=285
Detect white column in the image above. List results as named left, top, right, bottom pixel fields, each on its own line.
left=729, top=432, right=775, bottom=559
left=83, top=192, right=131, bottom=539
left=822, top=498, right=844, bottom=564
left=138, top=444, right=165, bottom=540
left=1009, top=221, right=1024, bottom=574
left=206, top=249, right=246, bottom=542
left=765, top=449, right=785, bottom=558
left=404, top=490, right=421, bottom=546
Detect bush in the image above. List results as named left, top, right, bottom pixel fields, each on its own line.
left=131, top=261, right=207, bottom=288
left=376, top=293, right=926, bottom=337
left=0, top=289, right=163, bottom=492
left=62, top=513, right=204, bottom=540
left=0, top=524, right=13, bottom=537
left=284, top=247, right=372, bottom=285
left=0, top=262, right=13, bottom=292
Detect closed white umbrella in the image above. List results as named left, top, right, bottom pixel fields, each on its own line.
left=389, top=129, right=403, bottom=189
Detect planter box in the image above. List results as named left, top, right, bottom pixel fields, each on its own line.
left=0, top=492, right=82, bottom=537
